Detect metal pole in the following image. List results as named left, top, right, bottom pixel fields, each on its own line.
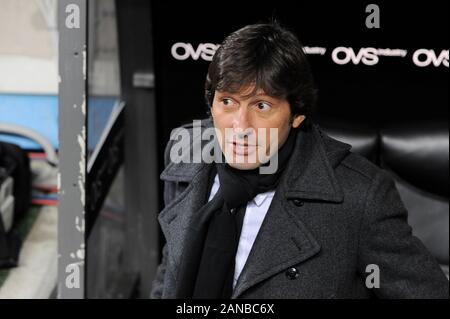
left=57, top=0, right=87, bottom=299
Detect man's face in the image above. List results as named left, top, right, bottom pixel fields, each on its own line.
left=211, top=84, right=305, bottom=170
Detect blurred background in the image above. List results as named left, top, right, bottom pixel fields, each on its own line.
left=0, top=0, right=57, bottom=298
left=0, top=0, right=448, bottom=298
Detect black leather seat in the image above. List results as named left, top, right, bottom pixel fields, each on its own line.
left=316, top=119, right=379, bottom=164
left=380, top=121, right=449, bottom=277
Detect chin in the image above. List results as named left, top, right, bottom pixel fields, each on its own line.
left=226, top=159, right=261, bottom=170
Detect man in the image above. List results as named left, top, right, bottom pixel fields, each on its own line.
left=150, top=22, right=449, bottom=298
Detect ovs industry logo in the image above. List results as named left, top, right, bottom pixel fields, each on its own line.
left=171, top=42, right=219, bottom=61
left=170, top=42, right=449, bottom=68
left=412, top=49, right=449, bottom=68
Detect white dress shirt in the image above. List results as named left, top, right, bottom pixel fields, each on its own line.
left=207, top=174, right=275, bottom=289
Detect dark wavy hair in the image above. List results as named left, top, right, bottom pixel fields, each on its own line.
left=205, top=22, right=318, bottom=130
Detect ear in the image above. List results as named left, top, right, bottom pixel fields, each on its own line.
left=291, top=115, right=306, bottom=129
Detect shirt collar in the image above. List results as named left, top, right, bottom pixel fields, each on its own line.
left=252, top=191, right=275, bottom=207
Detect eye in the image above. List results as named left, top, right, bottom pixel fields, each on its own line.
left=221, top=98, right=235, bottom=107
left=255, top=101, right=271, bottom=111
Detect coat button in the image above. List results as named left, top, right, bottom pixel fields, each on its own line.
left=293, top=199, right=304, bottom=207
left=286, top=267, right=299, bottom=280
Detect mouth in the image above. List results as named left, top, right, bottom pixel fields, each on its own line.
left=227, top=141, right=257, bottom=156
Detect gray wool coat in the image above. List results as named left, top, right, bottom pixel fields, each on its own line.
left=150, top=118, right=449, bottom=299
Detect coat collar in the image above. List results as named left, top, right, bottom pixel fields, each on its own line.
left=280, top=121, right=350, bottom=203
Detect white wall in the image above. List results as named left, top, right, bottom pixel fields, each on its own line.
left=0, top=0, right=58, bottom=94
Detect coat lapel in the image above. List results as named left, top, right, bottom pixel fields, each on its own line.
left=231, top=189, right=321, bottom=298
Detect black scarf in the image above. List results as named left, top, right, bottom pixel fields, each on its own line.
left=177, top=127, right=298, bottom=299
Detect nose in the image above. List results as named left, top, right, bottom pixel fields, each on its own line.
left=232, top=107, right=253, bottom=137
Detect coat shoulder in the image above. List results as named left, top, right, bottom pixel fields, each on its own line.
left=161, top=118, right=213, bottom=182
left=340, top=151, right=381, bottom=182
left=317, top=127, right=392, bottom=195
left=315, top=124, right=382, bottom=184
left=335, top=148, right=396, bottom=207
